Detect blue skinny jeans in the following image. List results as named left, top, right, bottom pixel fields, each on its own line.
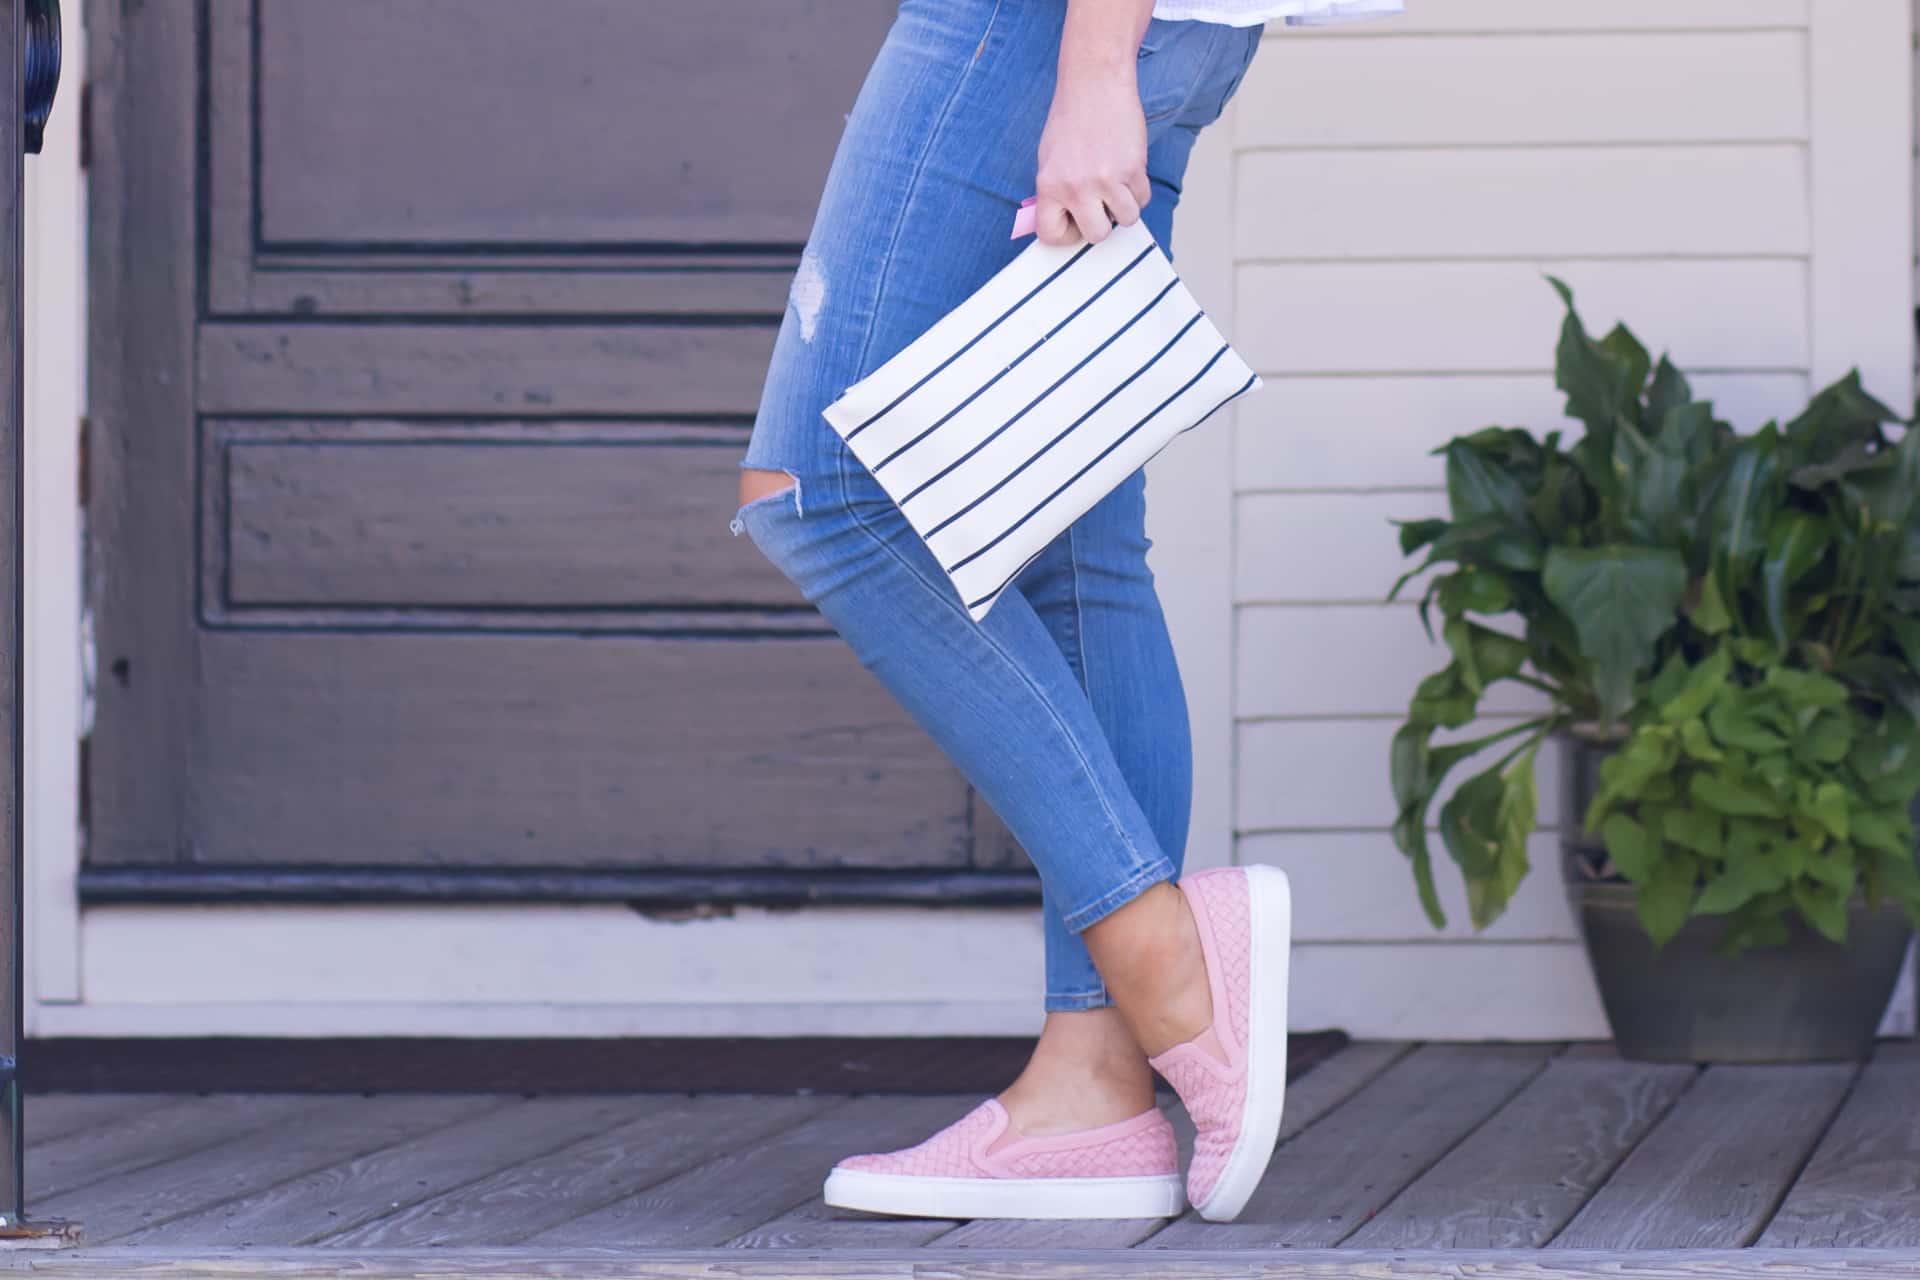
left=731, top=0, right=1262, bottom=1011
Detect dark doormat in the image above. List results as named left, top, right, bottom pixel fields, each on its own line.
left=24, top=1030, right=1349, bottom=1094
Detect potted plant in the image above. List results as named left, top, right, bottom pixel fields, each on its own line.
left=1387, top=278, right=1920, bottom=1062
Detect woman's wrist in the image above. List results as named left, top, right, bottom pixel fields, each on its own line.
left=1057, top=0, right=1153, bottom=81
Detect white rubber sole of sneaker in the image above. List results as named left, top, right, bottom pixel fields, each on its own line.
left=1192, top=863, right=1293, bottom=1223
left=822, top=1168, right=1186, bottom=1220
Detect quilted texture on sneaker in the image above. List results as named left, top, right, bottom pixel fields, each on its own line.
left=834, top=1098, right=1178, bottom=1181
left=1147, top=866, right=1254, bottom=1207
left=837, top=1101, right=1002, bottom=1177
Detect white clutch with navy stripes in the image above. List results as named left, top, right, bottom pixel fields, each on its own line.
left=822, top=219, right=1262, bottom=622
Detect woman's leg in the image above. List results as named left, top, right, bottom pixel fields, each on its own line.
left=738, top=3, right=1264, bottom=1123
left=737, top=0, right=1186, bottom=1002
left=988, top=71, right=1259, bottom=1131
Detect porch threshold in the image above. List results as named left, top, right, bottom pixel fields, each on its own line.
left=16, top=1247, right=1920, bottom=1280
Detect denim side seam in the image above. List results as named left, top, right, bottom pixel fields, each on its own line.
left=1065, top=521, right=1091, bottom=689
left=1059, top=857, right=1176, bottom=933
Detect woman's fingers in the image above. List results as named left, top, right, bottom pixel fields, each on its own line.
left=1035, top=172, right=1147, bottom=247
left=1035, top=198, right=1079, bottom=246
left=1128, top=170, right=1152, bottom=213
left=1071, top=191, right=1115, bottom=243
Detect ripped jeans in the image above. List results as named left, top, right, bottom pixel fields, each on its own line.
left=730, top=0, right=1262, bottom=1011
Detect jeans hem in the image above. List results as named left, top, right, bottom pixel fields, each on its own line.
left=1060, top=858, right=1175, bottom=934
left=1044, top=988, right=1114, bottom=1012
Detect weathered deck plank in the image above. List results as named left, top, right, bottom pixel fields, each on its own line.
left=528, top=1095, right=978, bottom=1249
left=1555, top=1062, right=1857, bottom=1249
left=929, top=1043, right=1412, bottom=1252
left=27, top=1095, right=326, bottom=1204
left=25, top=1095, right=176, bottom=1146
left=1144, top=1043, right=1558, bottom=1249
left=23, top=1246, right=1920, bottom=1278
left=1344, top=1046, right=1697, bottom=1249
left=35, top=1095, right=493, bottom=1242
left=321, top=1094, right=833, bottom=1248
left=16, top=1040, right=1920, bottom=1268
left=1758, top=1042, right=1920, bottom=1248
left=114, top=1096, right=639, bottom=1247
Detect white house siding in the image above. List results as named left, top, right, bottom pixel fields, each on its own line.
left=21, top=1, right=1920, bottom=1040
left=1224, top=0, right=1917, bottom=1038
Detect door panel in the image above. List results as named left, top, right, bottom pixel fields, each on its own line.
left=85, top=0, right=1036, bottom=896
left=256, top=0, right=855, bottom=247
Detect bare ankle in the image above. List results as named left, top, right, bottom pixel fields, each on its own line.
left=1083, top=882, right=1214, bottom=1058
left=997, top=1009, right=1157, bottom=1136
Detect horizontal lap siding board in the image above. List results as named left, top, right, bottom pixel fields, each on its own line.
left=1225, top=6, right=1826, bottom=1041
left=1273, top=1, right=1809, bottom=36
left=1235, top=373, right=1811, bottom=492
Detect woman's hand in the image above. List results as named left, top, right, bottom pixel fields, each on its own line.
left=1035, top=0, right=1155, bottom=246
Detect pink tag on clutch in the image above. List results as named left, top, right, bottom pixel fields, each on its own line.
left=1010, top=196, right=1038, bottom=239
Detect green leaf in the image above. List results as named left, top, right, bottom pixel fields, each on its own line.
left=1661, top=806, right=1723, bottom=858
left=1765, top=667, right=1850, bottom=712
left=1637, top=858, right=1697, bottom=947
left=1761, top=513, right=1831, bottom=652
left=1691, top=771, right=1787, bottom=818
left=1851, top=809, right=1912, bottom=859
left=1410, top=665, right=1478, bottom=729
left=1547, top=277, right=1637, bottom=454
left=1472, top=745, right=1540, bottom=929
left=1601, top=813, right=1659, bottom=881
left=1708, top=434, right=1782, bottom=591
left=1645, top=355, right=1693, bottom=428
left=1679, top=717, right=1726, bottom=763
left=1542, top=546, right=1689, bottom=722
left=1707, top=692, right=1788, bottom=754
left=1445, top=440, right=1532, bottom=529
left=1438, top=567, right=1515, bottom=618
left=1598, top=323, right=1653, bottom=414
left=1588, top=728, right=1680, bottom=827
left=1783, top=368, right=1900, bottom=463
left=1397, top=518, right=1451, bottom=557
left=1695, top=859, right=1773, bottom=916
left=1791, top=879, right=1850, bottom=944
left=1443, top=619, right=1484, bottom=696
left=1689, top=569, right=1733, bottom=635
left=1658, top=647, right=1732, bottom=724
left=1439, top=770, right=1507, bottom=920
left=1849, top=412, right=1920, bottom=528
left=1807, top=781, right=1850, bottom=841
left=1615, top=415, right=1695, bottom=548
left=1795, top=710, right=1852, bottom=766
left=1392, top=719, right=1546, bottom=929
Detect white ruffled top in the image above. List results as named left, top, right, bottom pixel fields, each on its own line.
left=1151, top=0, right=1404, bottom=26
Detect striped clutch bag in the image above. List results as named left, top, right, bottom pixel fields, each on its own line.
left=822, top=219, right=1261, bottom=622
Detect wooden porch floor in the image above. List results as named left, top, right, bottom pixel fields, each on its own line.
left=10, top=1039, right=1920, bottom=1278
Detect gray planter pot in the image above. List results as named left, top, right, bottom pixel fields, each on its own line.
left=1560, top=734, right=1914, bottom=1063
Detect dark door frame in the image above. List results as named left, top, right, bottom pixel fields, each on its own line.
left=0, top=0, right=26, bottom=1226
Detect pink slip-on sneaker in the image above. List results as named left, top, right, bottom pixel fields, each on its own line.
left=822, top=1098, right=1184, bottom=1220
left=1147, top=864, right=1292, bottom=1222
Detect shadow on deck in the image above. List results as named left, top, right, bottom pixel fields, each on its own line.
left=8, top=1039, right=1920, bottom=1277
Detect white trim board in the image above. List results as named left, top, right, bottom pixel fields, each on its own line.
left=53, top=903, right=1916, bottom=1040
left=24, top=9, right=86, bottom=1016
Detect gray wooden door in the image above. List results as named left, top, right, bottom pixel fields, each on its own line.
left=81, top=0, right=1030, bottom=902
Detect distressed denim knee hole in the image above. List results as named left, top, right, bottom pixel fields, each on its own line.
left=729, top=469, right=802, bottom=536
